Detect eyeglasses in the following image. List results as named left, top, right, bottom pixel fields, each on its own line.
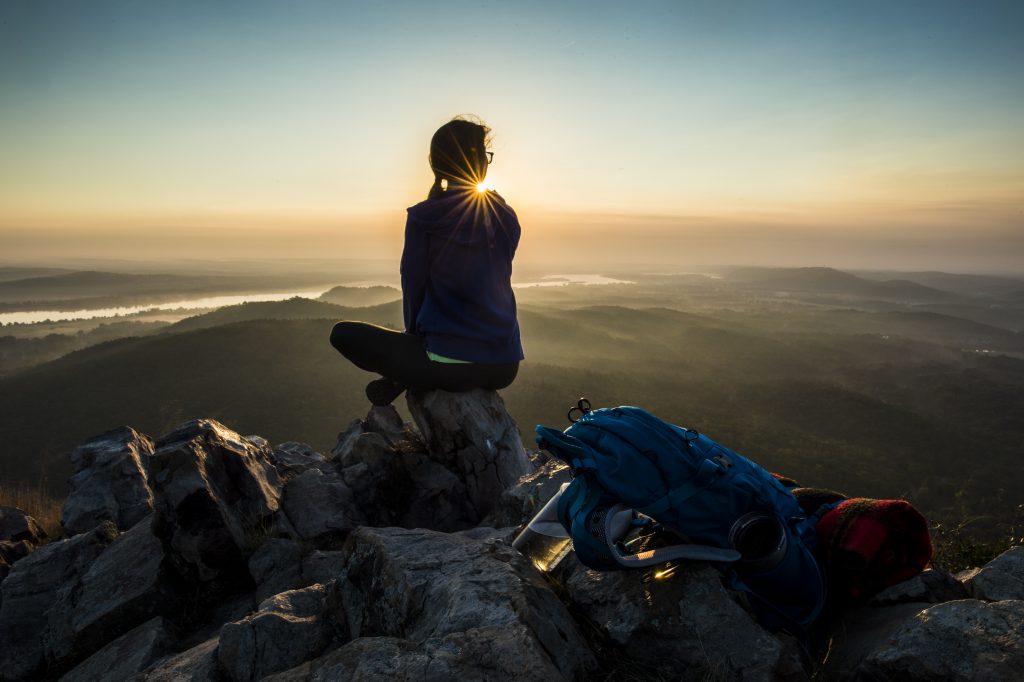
left=485, top=151, right=494, bottom=164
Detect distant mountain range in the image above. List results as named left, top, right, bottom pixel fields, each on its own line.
left=0, top=270, right=336, bottom=307
left=725, top=267, right=957, bottom=303
left=318, top=285, right=400, bottom=307
left=161, top=299, right=401, bottom=334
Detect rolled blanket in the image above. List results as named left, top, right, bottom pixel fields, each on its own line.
left=813, top=497, right=933, bottom=601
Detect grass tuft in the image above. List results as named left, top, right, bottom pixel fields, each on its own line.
left=0, top=482, right=64, bottom=540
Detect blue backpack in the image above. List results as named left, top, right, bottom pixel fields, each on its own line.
left=535, top=403, right=826, bottom=630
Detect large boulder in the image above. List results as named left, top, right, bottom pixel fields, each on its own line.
left=855, top=599, right=1024, bottom=681
left=59, top=616, right=175, bottom=682
left=336, top=526, right=595, bottom=680
left=0, top=523, right=116, bottom=681
left=406, top=389, right=532, bottom=522
left=0, top=506, right=47, bottom=583
left=148, top=419, right=282, bottom=584
left=562, top=562, right=803, bottom=681
left=61, top=426, right=155, bottom=536
left=961, top=546, right=1024, bottom=602
left=217, top=583, right=343, bottom=681
left=44, top=515, right=176, bottom=668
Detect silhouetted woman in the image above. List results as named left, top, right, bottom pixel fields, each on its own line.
left=330, top=116, right=523, bottom=405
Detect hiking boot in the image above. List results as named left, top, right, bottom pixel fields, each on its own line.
left=365, top=378, right=406, bottom=406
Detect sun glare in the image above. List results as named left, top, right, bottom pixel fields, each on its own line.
left=476, top=182, right=490, bottom=193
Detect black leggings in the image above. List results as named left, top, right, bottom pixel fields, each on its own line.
left=330, top=321, right=519, bottom=392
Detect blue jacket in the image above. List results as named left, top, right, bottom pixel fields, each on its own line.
left=401, top=188, right=524, bottom=364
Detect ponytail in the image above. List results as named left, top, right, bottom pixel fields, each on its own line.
left=428, top=175, right=446, bottom=200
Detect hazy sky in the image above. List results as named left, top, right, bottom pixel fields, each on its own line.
left=1, top=0, right=1022, bottom=272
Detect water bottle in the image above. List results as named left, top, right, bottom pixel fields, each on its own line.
left=512, top=483, right=572, bottom=572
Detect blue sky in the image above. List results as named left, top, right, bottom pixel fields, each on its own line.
left=1, top=0, right=1021, bottom=271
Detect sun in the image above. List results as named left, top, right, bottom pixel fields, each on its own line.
left=475, top=177, right=496, bottom=193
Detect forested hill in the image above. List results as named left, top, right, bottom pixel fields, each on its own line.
left=2, top=301, right=1021, bottom=537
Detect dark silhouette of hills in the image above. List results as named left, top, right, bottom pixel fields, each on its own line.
left=726, top=267, right=956, bottom=303
left=0, top=270, right=335, bottom=308
left=853, top=270, right=1024, bottom=297
left=0, top=266, right=75, bottom=283
left=318, top=285, right=401, bottom=307
left=161, top=299, right=401, bottom=334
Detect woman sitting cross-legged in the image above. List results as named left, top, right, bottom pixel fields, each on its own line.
left=330, top=116, right=523, bottom=406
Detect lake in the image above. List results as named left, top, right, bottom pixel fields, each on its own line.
left=0, top=274, right=635, bottom=326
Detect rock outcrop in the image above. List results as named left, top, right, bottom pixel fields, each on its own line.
left=0, top=523, right=116, bottom=681
left=563, top=562, right=802, bottom=681
left=407, top=388, right=533, bottom=521
left=217, top=583, right=343, bottom=681
left=336, top=526, right=595, bottom=679
left=960, top=546, right=1024, bottom=601
left=1, top=388, right=1021, bottom=681
left=149, top=418, right=282, bottom=585
left=857, top=599, right=1024, bottom=681
left=61, top=426, right=155, bottom=535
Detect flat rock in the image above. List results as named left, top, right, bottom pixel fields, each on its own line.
left=563, top=562, right=795, bottom=681
left=406, top=388, right=532, bottom=522
left=856, top=599, right=1024, bottom=681
left=149, top=419, right=282, bottom=584
left=962, top=546, right=1024, bottom=602
left=59, top=616, right=175, bottom=682
left=217, top=583, right=342, bottom=682
left=337, top=526, right=595, bottom=680
left=62, top=426, right=156, bottom=535
left=0, top=523, right=117, bottom=681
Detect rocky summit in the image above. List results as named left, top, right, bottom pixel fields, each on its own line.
left=0, top=389, right=1021, bottom=681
